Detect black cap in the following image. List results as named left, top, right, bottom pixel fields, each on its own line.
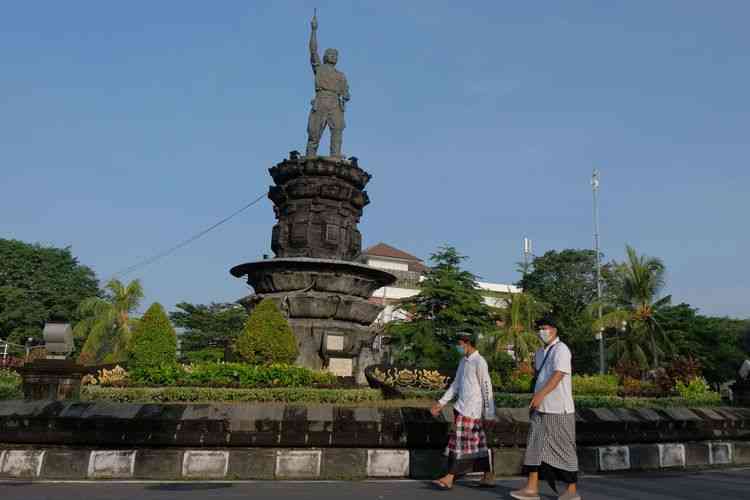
left=535, top=315, right=558, bottom=330
left=456, top=331, right=475, bottom=344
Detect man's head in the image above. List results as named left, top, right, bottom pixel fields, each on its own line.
left=323, top=48, right=338, bottom=65
left=456, top=331, right=476, bottom=357
left=535, top=317, right=559, bottom=345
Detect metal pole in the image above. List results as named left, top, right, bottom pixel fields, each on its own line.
left=1, top=342, right=7, bottom=367
left=592, top=169, right=605, bottom=374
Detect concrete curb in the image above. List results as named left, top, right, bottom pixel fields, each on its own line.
left=0, top=441, right=748, bottom=480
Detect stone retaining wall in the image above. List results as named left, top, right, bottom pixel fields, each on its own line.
left=2, top=401, right=750, bottom=449
left=1, top=442, right=749, bottom=480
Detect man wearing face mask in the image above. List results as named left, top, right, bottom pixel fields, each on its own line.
left=430, top=331, right=496, bottom=490
left=511, top=317, right=581, bottom=500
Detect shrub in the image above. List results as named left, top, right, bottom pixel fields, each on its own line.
left=0, top=369, right=22, bottom=400
left=573, top=374, right=619, bottom=396
left=183, top=347, right=225, bottom=364
left=128, top=303, right=177, bottom=369
left=128, top=362, right=336, bottom=389
left=676, top=376, right=719, bottom=402
left=82, top=386, right=382, bottom=404
left=495, top=370, right=533, bottom=393
left=484, top=351, right=515, bottom=381
left=233, top=299, right=298, bottom=365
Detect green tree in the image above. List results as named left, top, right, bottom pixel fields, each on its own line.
left=0, top=239, right=99, bottom=344
left=233, top=299, right=298, bottom=365
left=75, top=279, right=144, bottom=364
left=128, top=302, right=176, bottom=369
left=661, top=303, right=749, bottom=385
left=518, top=249, right=617, bottom=373
left=170, top=302, right=248, bottom=353
left=490, top=291, right=547, bottom=364
left=594, top=245, right=672, bottom=369
left=388, top=246, right=493, bottom=368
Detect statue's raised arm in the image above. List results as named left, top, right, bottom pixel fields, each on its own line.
left=309, top=13, right=321, bottom=70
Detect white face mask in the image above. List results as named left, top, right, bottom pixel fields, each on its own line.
left=537, top=329, right=553, bottom=344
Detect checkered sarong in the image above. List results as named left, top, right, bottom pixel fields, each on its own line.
left=445, top=411, right=489, bottom=461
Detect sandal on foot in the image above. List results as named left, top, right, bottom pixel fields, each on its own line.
left=432, top=480, right=453, bottom=490
left=510, top=489, right=541, bottom=500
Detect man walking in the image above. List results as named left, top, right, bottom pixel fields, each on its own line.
left=511, top=318, right=581, bottom=500
left=430, top=331, right=495, bottom=490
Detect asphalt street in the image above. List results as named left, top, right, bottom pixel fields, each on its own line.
left=2, top=468, right=749, bottom=500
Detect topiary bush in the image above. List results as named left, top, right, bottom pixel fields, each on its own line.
left=233, top=299, right=298, bottom=365
left=128, top=302, right=177, bottom=369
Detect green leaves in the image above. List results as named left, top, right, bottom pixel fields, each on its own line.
left=128, top=302, right=177, bottom=370
left=233, top=299, right=298, bottom=365
left=170, top=302, right=247, bottom=353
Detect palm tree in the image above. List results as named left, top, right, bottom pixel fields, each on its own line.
left=75, top=279, right=144, bottom=364
left=488, top=291, right=547, bottom=364
left=594, top=245, right=671, bottom=369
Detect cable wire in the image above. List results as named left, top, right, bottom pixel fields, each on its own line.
left=106, top=193, right=266, bottom=280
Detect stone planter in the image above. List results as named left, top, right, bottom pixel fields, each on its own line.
left=17, top=359, right=88, bottom=401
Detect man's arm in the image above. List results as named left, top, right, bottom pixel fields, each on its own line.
left=478, top=359, right=496, bottom=421
left=309, top=15, right=321, bottom=70
left=431, top=362, right=462, bottom=416
left=530, top=371, right=564, bottom=409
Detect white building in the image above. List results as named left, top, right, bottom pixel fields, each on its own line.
left=361, top=243, right=521, bottom=325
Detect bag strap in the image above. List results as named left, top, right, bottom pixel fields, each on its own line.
left=535, top=343, right=558, bottom=377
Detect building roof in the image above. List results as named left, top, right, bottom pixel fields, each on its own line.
left=363, top=242, right=427, bottom=273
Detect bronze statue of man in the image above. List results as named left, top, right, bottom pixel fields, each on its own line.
left=306, top=13, right=350, bottom=158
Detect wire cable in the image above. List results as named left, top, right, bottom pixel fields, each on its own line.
left=106, top=193, right=266, bottom=281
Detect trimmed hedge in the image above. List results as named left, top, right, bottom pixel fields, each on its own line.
left=82, top=386, right=382, bottom=404
left=128, top=362, right=337, bottom=388
left=128, top=302, right=177, bottom=369
left=234, top=299, right=298, bottom=365
left=397, top=389, right=723, bottom=409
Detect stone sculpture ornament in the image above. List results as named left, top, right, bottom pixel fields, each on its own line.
left=306, top=11, right=350, bottom=158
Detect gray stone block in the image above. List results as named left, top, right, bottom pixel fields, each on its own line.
left=629, top=444, right=660, bottom=470
left=598, top=446, right=630, bottom=471
left=685, top=443, right=710, bottom=467
left=493, top=448, right=523, bottom=477
left=134, top=450, right=182, bottom=479
left=408, top=449, right=445, bottom=479
left=1, top=450, right=45, bottom=477
left=658, top=444, right=685, bottom=468
left=182, top=450, right=228, bottom=479
left=275, top=450, right=321, bottom=479
left=367, top=449, right=409, bottom=478
left=710, top=442, right=733, bottom=465
left=577, top=447, right=598, bottom=473
left=228, top=449, right=275, bottom=479
left=42, top=449, right=90, bottom=479
left=88, top=450, right=136, bottom=479
left=734, top=441, right=750, bottom=464
left=322, top=449, right=367, bottom=480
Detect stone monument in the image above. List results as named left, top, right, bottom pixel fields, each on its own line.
left=231, top=14, right=396, bottom=382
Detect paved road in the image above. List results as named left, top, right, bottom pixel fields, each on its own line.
left=2, top=468, right=750, bottom=500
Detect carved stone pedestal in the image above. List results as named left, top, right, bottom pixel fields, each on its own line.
left=18, top=359, right=87, bottom=400
left=231, top=155, right=396, bottom=382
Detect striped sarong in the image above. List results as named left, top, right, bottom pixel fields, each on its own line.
left=523, top=411, right=578, bottom=487
left=444, top=410, right=491, bottom=475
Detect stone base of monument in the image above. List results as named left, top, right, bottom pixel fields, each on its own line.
left=17, top=359, right=88, bottom=401
left=732, top=380, right=750, bottom=407
left=230, top=155, right=397, bottom=383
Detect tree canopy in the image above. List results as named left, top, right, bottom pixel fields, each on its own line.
left=0, top=239, right=99, bottom=345
left=170, top=302, right=248, bottom=353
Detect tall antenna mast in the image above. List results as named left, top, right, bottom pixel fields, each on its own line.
left=592, top=168, right=605, bottom=374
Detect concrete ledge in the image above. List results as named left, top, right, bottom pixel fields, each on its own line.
left=0, top=441, right=749, bottom=480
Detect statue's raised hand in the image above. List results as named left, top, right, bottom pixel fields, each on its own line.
left=311, top=15, right=318, bottom=31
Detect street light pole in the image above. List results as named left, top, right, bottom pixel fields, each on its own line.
left=592, top=169, right=605, bottom=374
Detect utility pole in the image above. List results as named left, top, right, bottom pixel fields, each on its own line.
left=592, top=169, right=605, bottom=374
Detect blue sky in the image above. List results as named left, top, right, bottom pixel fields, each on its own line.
left=2, top=1, right=748, bottom=318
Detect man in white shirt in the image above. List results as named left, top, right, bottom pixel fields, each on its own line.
left=511, top=318, right=581, bottom=500
left=430, top=331, right=496, bottom=490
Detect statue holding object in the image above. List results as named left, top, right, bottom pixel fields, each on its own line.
left=306, top=12, right=350, bottom=159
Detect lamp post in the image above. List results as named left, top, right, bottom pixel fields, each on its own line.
left=592, top=169, right=605, bottom=374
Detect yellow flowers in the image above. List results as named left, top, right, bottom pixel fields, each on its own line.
left=372, top=367, right=449, bottom=390
left=82, top=365, right=128, bottom=387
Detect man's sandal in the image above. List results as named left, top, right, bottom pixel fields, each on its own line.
left=432, top=480, right=453, bottom=490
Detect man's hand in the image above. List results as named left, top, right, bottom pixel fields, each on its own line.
left=311, top=14, right=318, bottom=31
left=530, top=392, right=545, bottom=410
left=430, top=402, right=443, bottom=417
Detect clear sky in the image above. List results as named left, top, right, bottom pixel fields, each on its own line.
left=2, top=1, right=748, bottom=319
